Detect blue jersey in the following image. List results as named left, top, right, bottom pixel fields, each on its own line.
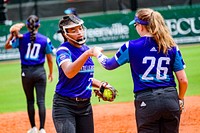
left=102, top=37, right=185, bottom=93
left=11, top=32, right=53, bottom=66
left=55, top=42, right=94, bottom=98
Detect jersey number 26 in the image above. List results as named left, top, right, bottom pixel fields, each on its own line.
left=142, top=56, right=170, bottom=80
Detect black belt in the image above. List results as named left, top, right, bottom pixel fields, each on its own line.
left=135, top=87, right=175, bottom=95
left=69, top=97, right=89, bottom=102
left=22, top=63, right=44, bottom=68
left=56, top=93, right=89, bottom=102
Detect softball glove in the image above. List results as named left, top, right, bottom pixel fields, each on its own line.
left=94, top=81, right=118, bottom=102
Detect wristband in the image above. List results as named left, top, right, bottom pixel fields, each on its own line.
left=97, top=53, right=107, bottom=65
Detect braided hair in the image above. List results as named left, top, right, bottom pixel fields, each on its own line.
left=26, top=15, right=40, bottom=49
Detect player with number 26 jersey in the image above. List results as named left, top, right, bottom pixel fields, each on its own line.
left=113, top=37, right=185, bottom=93
left=94, top=8, right=188, bottom=133
left=97, top=37, right=185, bottom=93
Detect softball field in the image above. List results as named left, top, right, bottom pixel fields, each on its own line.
left=0, top=96, right=199, bottom=133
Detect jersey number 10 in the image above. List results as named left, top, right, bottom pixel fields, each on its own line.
left=25, top=43, right=41, bottom=60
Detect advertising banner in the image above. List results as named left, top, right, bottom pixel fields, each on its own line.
left=159, top=5, right=200, bottom=44
left=0, top=5, right=200, bottom=61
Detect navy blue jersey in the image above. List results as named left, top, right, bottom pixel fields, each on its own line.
left=102, top=37, right=185, bottom=93
left=11, top=32, right=53, bottom=65
left=55, top=42, right=94, bottom=98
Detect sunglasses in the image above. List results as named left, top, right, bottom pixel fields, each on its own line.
left=134, top=23, right=138, bottom=27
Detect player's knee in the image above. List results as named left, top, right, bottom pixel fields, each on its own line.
left=37, top=100, right=45, bottom=106
left=27, top=100, right=34, bottom=105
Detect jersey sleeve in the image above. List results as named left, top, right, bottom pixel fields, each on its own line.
left=45, top=38, right=54, bottom=54
left=97, top=42, right=129, bottom=70
left=11, top=38, right=20, bottom=48
left=56, top=46, right=72, bottom=67
left=173, top=46, right=186, bottom=72
left=114, top=42, right=130, bottom=65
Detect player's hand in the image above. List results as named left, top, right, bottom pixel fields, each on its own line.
left=89, top=46, right=103, bottom=57
left=179, top=99, right=184, bottom=113
left=9, top=23, right=25, bottom=38
left=48, top=74, right=53, bottom=82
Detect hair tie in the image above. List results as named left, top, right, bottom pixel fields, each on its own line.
left=150, top=11, right=154, bottom=17
left=26, top=20, right=40, bottom=26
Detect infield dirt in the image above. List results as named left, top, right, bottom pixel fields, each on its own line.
left=0, top=96, right=199, bottom=133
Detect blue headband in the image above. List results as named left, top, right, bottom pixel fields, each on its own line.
left=129, top=16, right=149, bottom=26
left=64, top=8, right=76, bottom=15
left=26, top=20, right=40, bottom=26
left=64, top=9, right=73, bottom=14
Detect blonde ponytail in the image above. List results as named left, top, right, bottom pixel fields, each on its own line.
left=136, top=8, right=176, bottom=54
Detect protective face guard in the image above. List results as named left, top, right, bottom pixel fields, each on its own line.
left=61, top=15, right=87, bottom=45
left=63, top=25, right=87, bottom=45
left=62, top=15, right=83, bottom=28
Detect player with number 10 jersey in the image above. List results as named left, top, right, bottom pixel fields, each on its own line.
left=11, top=33, right=53, bottom=65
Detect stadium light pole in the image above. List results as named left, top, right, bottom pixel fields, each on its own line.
left=189, top=0, right=192, bottom=6
left=118, top=0, right=122, bottom=11
left=102, top=0, right=107, bottom=12
left=19, top=0, right=23, bottom=21
left=0, top=0, right=7, bottom=24
left=34, top=0, right=38, bottom=16
left=130, top=0, right=138, bottom=11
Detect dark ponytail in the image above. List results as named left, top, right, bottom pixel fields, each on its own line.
left=26, top=15, right=40, bottom=49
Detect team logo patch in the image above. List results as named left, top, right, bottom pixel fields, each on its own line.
left=60, top=54, right=66, bottom=60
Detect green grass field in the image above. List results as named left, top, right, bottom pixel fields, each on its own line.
left=0, top=44, right=200, bottom=113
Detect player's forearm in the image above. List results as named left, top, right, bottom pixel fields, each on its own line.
left=178, top=79, right=188, bottom=100
left=46, top=54, right=53, bottom=75
left=63, top=50, right=91, bottom=78
left=92, top=78, right=102, bottom=88
left=48, top=61, right=53, bottom=75
left=175, top=70, right=188, bottom=100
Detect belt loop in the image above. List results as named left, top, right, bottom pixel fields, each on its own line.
left=76, top=97, right=79, bottom=101
left=72, top=97, right=89, bottom=102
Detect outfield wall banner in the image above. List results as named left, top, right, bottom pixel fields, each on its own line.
left=158, top=5, right=200, bottom=44
left=0, top=5, right=200, bottom=61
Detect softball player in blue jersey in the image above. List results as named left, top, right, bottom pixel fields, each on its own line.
left=94, top=8, right=188, bottom=133
left=52, top=15, right=104, bottom=133
left=5, top=15, right=54, bottom=133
